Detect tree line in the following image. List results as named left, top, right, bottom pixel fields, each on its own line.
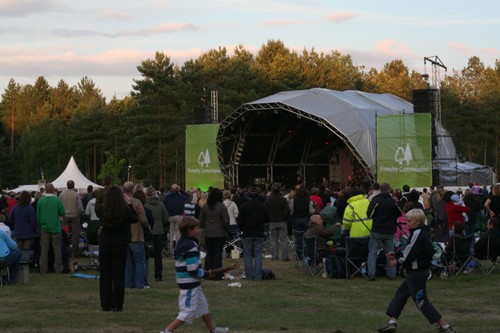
left=0, top=40, right=498, bottom=189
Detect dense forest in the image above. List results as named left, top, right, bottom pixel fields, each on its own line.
left=0, top=40, right=498, bottom=189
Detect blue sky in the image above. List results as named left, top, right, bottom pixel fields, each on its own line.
left=0, top=0, right=498, bottom=101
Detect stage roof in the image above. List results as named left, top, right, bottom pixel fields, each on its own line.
left=248, top=88, right=413, bottom=171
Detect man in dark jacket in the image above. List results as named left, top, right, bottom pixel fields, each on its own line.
left=237, top=186, right=269, bottom=280
left=163, top=184, right=188, bottom=253
left=366, top=183, right=402, bottom=280
left=265, top=183, right=290, bottom=261
left=474, top=217, right=500, bottom=262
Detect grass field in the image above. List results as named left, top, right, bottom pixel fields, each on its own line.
left=1, top=254, right=499, bottom=333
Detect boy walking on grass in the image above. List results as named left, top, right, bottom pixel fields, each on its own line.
left=161, top=216, right=229, bottom=333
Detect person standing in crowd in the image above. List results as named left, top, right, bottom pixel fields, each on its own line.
left=463, top=188, right=480, bottom=235
left=366, top=183, right=402, bottom=281
left=484, top=184, right=500, bottom=219
left=309, top=187, right=323, bottom=213
left=9, top=191, right=37, bottom=250
left=368, top=183, right=381, bottom=201
left=199, top=188, right=230, bottom=280
left=432, top=188, right=449, bottom=243
left=37, top=183, right=66, bottom=274
left=145, top=186, right=169, bottom=282
left=378, top=209, right=453, bottom=333
left=420, top=188, right=431, bottom=211
left=163, top=184, right=188, bottom=253
left=342, top=188, right=372, bottom=238
left=58, top=180, right=83, bottom=258
left=265, top=183, right=290, bottom=261
left=82, top=185, right=94, bottom=210
left=0, top=228, right=21, bottom=284
left=123, top=181, right=149, bottom=289
left=84, top=189, right=101, bottom=245
left=237, top=186, right=269, bottom=280
left=223, top=190, right=239, bottom=239
left=289, top=186, right=314, bottom=259
left=96, top=185, right=138, bottom=312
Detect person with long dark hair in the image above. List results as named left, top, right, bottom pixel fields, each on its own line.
left=97, top=185, right=138, bottom=312
left=10, top=191, right=37, bottom=250
left=199, top=188, right=229, bottom=280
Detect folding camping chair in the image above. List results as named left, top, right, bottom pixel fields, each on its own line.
left=443, top=234, right=477, bottom=276
left=483, top=234, right=500, bottom=275
left=79, top=223, right=100, bottom=274
left=303, top=235, right=324, bottom=277
left=292, top=228, right=305, bottom=269
left=345, top=236, right=369, bottom=279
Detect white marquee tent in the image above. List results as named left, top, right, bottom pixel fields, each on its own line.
left=10, top=156, right=102, bottom=193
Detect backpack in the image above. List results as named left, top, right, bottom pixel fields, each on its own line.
left=327, top=255, right=346, bottom=279
left=261, top=268, right=276, bottom=280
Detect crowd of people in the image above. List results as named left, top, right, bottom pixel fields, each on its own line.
left=1, top=178, right=500, bottom=333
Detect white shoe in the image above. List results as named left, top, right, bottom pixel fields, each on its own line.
left=214, top=327, right=230, bottom=333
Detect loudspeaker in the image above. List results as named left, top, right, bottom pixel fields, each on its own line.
left=412, top=89, right=437, bottom=114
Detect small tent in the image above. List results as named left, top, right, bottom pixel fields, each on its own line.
left=52, top=156, right=103, bottom=191
left=9, top=156, right=102, bottom=193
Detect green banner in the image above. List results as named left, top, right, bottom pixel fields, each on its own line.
left=377, top=114, right=432, bottom=188
left=185, top=124, right=224, bottom=191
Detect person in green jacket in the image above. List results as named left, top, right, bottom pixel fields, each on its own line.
left=37, top=183, right=65, bottom=273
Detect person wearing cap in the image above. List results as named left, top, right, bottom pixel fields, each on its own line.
left=265, top=183, right=290, bottom=261
left=237, top=186, right=269, bottom=280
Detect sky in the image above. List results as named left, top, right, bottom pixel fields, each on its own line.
left=0, top=0, right=499, bottom=101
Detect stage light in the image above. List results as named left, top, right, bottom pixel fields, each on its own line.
left=288, top=129, right=292, bottom=134
left=324, top=141, right=329, bottom=145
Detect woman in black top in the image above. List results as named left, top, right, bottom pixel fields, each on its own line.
left=97, top=185, right=138, bottom=312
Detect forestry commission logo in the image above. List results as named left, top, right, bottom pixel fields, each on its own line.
left=198, top=149, right=211, bottom=168
left=395, top=143, right=412, bottom=166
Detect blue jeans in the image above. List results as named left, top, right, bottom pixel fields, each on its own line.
left=0, top=248, right=21, bottom=284
left=368, top=232, right=396, bottom=278
left=125, top=242, right=146, bottom=289
left=242, top=237, right=264, bottom=280
left=269, top=222, right=288, bottom=260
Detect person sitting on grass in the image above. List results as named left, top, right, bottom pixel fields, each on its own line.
left=161, top=216, right=228, bottom=333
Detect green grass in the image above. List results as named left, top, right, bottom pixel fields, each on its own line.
left=1, top=256, right=499, bottom=333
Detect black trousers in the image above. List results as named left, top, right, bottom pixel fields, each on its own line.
left=99, top=242, right=128, bottom=311
left=386, top=268, right=441, bottom=324
left=153, top=235, right=164, bottom=279
left=204, top=237, right=225, bottom=278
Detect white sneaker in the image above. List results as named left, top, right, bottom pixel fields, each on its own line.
left=214, top=327, right=230, bottom=333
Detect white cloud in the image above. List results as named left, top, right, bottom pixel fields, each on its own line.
left=449, top=42, right=470, bottom=56
left=325, top=12, right=357, bottom=23
left=261, top=19, right=308, bottom=27
left=0, top=0, right=67, bottom=17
